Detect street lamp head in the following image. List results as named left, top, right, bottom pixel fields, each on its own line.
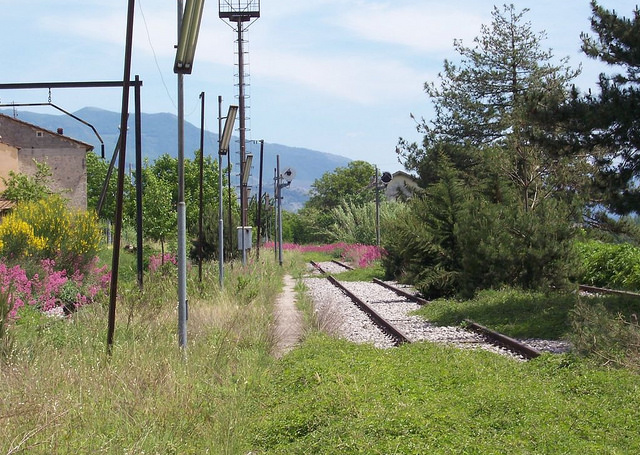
left=174, top=0, right=206, bottom=74
left=220, top=105, right=238, bottom=154
left=381, top=171, right=393, bottom=184
left=242, top=154, right=253, bottom=185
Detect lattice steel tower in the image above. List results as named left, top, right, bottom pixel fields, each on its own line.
left=219, top=1, right=260, bottom=233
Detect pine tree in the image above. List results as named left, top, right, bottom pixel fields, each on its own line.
left=399, top=4, right=580, bottom=212
left=390, top=4, right=581, bottom=295
left=579, top=1, right=640, bottom=215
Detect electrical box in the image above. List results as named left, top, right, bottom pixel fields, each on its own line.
left=237, top=226, right=252, bottom=251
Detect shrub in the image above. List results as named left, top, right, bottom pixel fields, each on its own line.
left=0, top=216, right=46, bottom=258
left=576, top=240, right=640, bottom=291
left=570, top=298, right=640, bottom=371
left=149, top=253, right=178, bottom=275
left=341, top=244, right=385, bottom=268
left=0, top=195, right=102, bottom=273
left=382, top=174, right=577, bottom=298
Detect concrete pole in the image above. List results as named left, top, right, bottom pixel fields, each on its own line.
left=177, top=0, right=187, bottom=349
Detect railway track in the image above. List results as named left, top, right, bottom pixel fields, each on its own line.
left=579, top=284, right=640, bottom=298
left=306, top=261, right=542, bottom=359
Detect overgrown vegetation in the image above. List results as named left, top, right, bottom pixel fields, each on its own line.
left=576, top=240, right=640, bottom=291
left=416, top=288, right=575, bottom=340
left=571, top=298, right=640, bottom=371
left=2, top=243, right=640, bottom=453
left=3, top=2, right=640, bottom=453
left=1, top=252, right=284, bottom=454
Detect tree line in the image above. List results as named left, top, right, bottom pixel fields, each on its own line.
left=281, top=2, right=640, bottom=299
left=381, top=2, right=640, bottom=298
left=10, top=2, right=636, bottom=300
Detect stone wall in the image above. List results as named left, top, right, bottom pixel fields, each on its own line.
left=0, top=114, right=89, bottom=209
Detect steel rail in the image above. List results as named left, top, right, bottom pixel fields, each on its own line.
left=331, top=259, right=354, bottom=270
left=326, top=275, right=411, bottom=346
left=578, top=284, right=640, bottom=298
left=464, top=320, right=541, bottom=359
left=309, top=261, right=327, bottom=274
left=372, top=278, right=429, bottom=305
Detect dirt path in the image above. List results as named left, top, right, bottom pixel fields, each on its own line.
left=271, top=274, right=304, bottom=358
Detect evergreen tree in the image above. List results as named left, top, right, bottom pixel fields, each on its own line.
left=578, top=1, right=640, bottom=215
left=390, top=4, right=581, bottom=295
left=382, top=154, right=467, bottom=298
left=399, top=4, right=580, bottom=211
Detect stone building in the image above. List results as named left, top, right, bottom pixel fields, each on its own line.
left=0, top=113, right=93, bottom=210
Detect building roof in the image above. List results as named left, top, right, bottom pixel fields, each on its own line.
left=0, top=198, right=15, bottom=212
left=392, top=170, right=418, bottom=181
left=0, top=113, right=94, bottom=151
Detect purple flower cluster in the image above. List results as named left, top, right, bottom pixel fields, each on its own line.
left=0, top=263, right=34, bottom=316
left=341, top=244, right=386, bottom=268
left=262, top=242, right=350, bottom=254
left=0, top=258, right=111, bottom=319
left=261, top=242, right=385, bottom=268
left=148, top=253, right=178, bottom=274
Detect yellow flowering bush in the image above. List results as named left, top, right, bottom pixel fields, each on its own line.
left=18, top=196, right=70, bottom=256
left=0, top=196, right=102, bottom=272
left=0, top=216, right=46, bottom=257
left=63, top=209, right=102, bottom=267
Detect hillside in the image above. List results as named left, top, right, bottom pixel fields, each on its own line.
left=0, top=107, right=352, bottom=210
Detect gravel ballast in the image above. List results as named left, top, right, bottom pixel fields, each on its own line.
left=304, top=262, right=571, bottom=357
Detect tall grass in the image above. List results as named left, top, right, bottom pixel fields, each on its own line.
left=1, top=253, right=284, bottom=454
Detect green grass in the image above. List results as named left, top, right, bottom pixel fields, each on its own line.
left=3, top=250, right=640, bottom=454
left=247, top=335, right=640, bottom=454
left=1, top=255, right=283, bottom=454
left=415, top=288, right=575, bottom=339
left=415, top=288, right=640, bottom=342
left=331, top=262, right=385, bottom=281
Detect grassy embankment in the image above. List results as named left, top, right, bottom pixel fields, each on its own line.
left=2, top=248, right=639, bottom=454
left=1, top=249, right=285, bottom=454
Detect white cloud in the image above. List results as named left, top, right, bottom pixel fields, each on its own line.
left=336, top=2, right=484, bottom=53
left=249, top=46, right=430, bottom=105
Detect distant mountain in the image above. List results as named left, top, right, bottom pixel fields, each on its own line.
left=0, top=107, right=351, bottom=210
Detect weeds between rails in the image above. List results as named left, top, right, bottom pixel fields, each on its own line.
left=309, top=261, right=541, bottom=358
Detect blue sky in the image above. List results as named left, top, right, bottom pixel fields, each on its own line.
left=1, top=0, right=637, bottom=173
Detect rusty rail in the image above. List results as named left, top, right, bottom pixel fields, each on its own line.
left=327, top=275, right=411, bottom=346
left=331, top=259, right=354, bottom=270
left=310, top=261, right=327, bottom=274
left=372, top=278, right=428, bottom=305
left=579, top=284, right=640, bottom=298
left=464, top=320, right=541, bottom=359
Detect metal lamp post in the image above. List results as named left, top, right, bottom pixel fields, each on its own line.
left=218, top=100, right=238, bottom=288
left=174, top=0, right=206, bottom=349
